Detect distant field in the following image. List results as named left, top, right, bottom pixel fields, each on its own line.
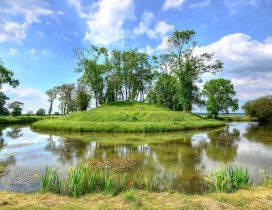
left=32, top=102, right=225, bottom=133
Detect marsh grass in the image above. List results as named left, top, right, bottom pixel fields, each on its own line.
left=260, top=168, right=272, bottom=187
left=41, top=164, right=160, bottom=197
left=206, top=164, right=250, bottom=193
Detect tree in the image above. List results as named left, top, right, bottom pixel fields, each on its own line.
left=203, top=79, right=238, bottom=118
left=56, top=84, right=76, bottom=114
left=46, top=87, right=58, bottom=117
left=0, top=92, right=9, bottom=115
left=147, top=74, right=181, bottom=110
left=242, top=96, right=272, bottom=122
left=8, top=101, right=24, bottom=116
left=36, top=108, right=46, bottom=116
left=0, top=58, right=19, bottom=115
left=165, top=30, right=223, bottom=112
left=76, top=81, right=91, bottom=111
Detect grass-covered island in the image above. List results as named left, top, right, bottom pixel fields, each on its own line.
left=32, top=102, right=225, bottom=133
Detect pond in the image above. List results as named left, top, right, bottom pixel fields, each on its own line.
left=0, top=122, right=271, bottom=194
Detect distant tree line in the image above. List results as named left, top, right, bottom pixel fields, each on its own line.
left=46, top=30, right=241, bottom=118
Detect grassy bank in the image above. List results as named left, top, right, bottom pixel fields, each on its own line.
left=32, top=102, right=225, bottom=133
left=0, top=116, right=42, bottom=125
left=0, top=187, right=272, bottom=209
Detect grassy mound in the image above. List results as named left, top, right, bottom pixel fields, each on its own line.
left=32, top=102, right=225, bottom=133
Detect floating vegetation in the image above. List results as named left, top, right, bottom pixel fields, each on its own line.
left=89, top=158, right=140, bottom=171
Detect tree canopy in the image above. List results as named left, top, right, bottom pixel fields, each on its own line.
left=203, top=78, right=239, bottom=118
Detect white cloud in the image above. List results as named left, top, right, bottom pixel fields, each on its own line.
left=37, top=31, right=45, bottom=38
left=2, top=85, right=49, bottom=113
left=7, top=47, right=18, bottom=56
left=162, top=0, right=187, bottom=10
left=195, top=33, right=272, bottom=74
left=224, top=0, right=272, bottom=12
left=57, top=10, right=64, bottom=15
left=41, top=48, right=51, bottom=56
left=139, top=45, right=154, bottom=55
left=0, top=0, right=53, bottom=43
left=134, top=11, right=174, bottom=40
left=190, top=0, right=210, bottom=8
left=156, top=36, right=170, bottom=52
left=68, top=0, right=135, bottom=46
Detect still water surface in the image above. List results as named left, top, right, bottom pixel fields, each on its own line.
left=0, top=122, right=271, bottom=193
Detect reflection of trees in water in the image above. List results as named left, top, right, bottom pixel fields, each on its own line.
left=44, top=135, right=90, bottom=164
left=6, top=128, right=23, bottom=139
left=0, top=155, right=16, bottom=176
left=0, top=128, right=6, bottom=151
left=205, top=126, right=240, bottom=162
left=244, top=123, right=272, bottom=146
left=147, top=138, right=206, bottom=193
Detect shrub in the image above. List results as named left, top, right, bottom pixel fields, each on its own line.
left=36, top=108, right=46, bottom=116
left=206, top=164, right=250, bottom=193
left=242, top=96, right=272, bottom=122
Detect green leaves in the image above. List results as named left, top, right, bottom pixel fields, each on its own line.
left=203, top=78, right=239, bottom=118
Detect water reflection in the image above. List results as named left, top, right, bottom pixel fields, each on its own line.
left=0, top=122, right=271, bottom=193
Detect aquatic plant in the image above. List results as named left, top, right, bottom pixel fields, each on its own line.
left=206, top=164, right=250, bottom=193
left=41, top=167, right=62, bottom=194
left=260, top=168, right=272, bottom=187
left=40, top=164, right=161, bottom=197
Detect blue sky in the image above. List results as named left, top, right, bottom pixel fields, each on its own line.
left=0, top=0, right=272, bottom=112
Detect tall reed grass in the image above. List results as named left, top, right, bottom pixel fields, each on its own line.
left=206, top=164, right=250, bottom=193
left=41, top=164, right=160, bottom=197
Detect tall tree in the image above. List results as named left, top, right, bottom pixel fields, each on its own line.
left=75, top=46, right=109, bottom=107
left=166, top=30, right=223, bottom=112
left=8, top=101, right=24, bottom=116
left=46, top=87, right=58, bottom=117
left=75, top=81, right=91, bottom=111
left=203, top=79, right=239, bottom=118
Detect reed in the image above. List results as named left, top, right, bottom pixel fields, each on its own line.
left=206, top=164, right=250, bottom=193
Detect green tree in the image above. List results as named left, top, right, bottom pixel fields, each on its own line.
left=46, top=87, right=58, bottom=117
left=0, top=92, right=9, bottom=115
left=166, top=30, right=223, bottom=112
left=56, top=84, right=76, bottom=114
left=203, top=79, right=238, bottom=118
left=8, top=101, right=24, bottom=116
left=0, top=58, right=19, bottom=115
left=242, top=96, right=272, bottom=122
left=36, top=108, right=46, bottom=116
left=75, top=46, right=109, bottom=107
left=147, top=74, right=181, bottom=110
left=76, top=81, right=91, bottom=111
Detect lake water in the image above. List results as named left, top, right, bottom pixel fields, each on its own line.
left=0, top=122, right=271, bottom=194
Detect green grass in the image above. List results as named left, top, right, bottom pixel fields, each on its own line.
left=0, top=115, right=42, bottom=124
left=206, top=164, right=250, bottom=193
left=41, top=164, right=159, bottom=198
left=32, top=102, right=225, bottom=133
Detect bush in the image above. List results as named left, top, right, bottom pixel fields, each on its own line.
left=242, top=96, right=272, bottom=122
left=206, top=164, right=250, bottom=193
left=36, top=108, right=46, bottom=116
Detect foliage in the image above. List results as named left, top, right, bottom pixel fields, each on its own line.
left=8, top=101, right=24, bottom=116
left=203, top=79, right=239, bottom=118
left=32, top=102, right=225, bottom=132
left=75, top=81, right=91, bottom=111
left=0, top=92, right=9, bottom=116
left=260, top=168, right=272, bottom=187
left=41, top=164, right=159, bottom=198
left=165, top=30, right=223, bottom=112
left=242, top=96, right=272, bottom=122
left=147, top=74, right=181, bottom=110
left=206, top=164, right=250, bottom=193
left=0, top=58, right=19, bottom=89
left=46, top=87, right=58, bottom=117
left=36, top=108, right=46, bottom=116
left=0, top=116, right=41, bottom=124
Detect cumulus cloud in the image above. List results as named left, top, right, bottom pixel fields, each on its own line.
left=7, top=48, right=18, bottom=56
left=0, top=0, right=53, bottom=43
left=2, top=85, right=49, bottom=113
left=224, top=0, right=272, bottom=12
left=68, top=0, right=135, bottom=46
left=195, top=33, right=272, bottom=74
left=162, top=0, right=187, bottom=10
left=139, top=45, right=154, bottom=55
left=190, top=0, right=211, bottom=8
